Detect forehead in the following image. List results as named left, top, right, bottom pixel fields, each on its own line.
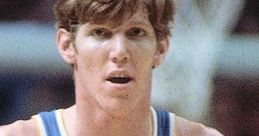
left=90, top=8, right=152, bottom=29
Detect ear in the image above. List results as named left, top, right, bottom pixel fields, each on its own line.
left=56, top=29, right=76, bottom=64
left=153, top=37, right=169, bottom=67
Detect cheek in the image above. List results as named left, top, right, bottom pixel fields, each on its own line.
left=75, top=39, right=108, bottom=72
left=134, top=39, right=157, bottom=61
left=131, top=40, right=157, bottom=73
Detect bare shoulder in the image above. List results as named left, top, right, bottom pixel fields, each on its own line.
left=174, top=115, right=223, bottom=136
left=0, top=118, right=39, bottom=136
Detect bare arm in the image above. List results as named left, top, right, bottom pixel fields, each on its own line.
left=0, top=119, right=40, bottom=136
left=175, top=115, right=224, bottom=136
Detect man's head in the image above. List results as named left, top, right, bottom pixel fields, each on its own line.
left=54, top=0, right=175, bottom=41
left=54, top=0, right=175, bottom=116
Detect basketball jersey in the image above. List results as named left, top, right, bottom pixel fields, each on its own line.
left=32, top=107, right=175, bottom=136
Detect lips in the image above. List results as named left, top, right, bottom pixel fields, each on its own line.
left=107, top=77, right=132, bottom=84
left=106, top=71, right=133, bottom=84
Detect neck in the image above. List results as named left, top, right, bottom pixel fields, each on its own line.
left=66, top=73, right=154, bottom=136
left=63, top=104, right=152, bottom=136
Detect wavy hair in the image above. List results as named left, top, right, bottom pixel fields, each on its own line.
left=54, top=0, right=175, bottom=40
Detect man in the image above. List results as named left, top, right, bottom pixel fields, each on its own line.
left=0, top=0, right=223, bottom=135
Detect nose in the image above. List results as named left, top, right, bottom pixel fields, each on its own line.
left=109, top=35, right=130, bottom=65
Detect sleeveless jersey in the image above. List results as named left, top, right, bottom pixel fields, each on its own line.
left=33, top=107, right=175, bottom=136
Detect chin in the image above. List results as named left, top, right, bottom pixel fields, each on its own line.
left=102, top=98, right=134, bottom=117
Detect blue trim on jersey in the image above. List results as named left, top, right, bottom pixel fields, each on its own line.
left=38, top=109, right=172, bottom=136
left=156, top=109, right=171, bottom=136
left=39, top=111, right=61, bottom=136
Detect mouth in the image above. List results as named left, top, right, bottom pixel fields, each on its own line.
left=106, top=70, right=134, bottom=84
left=107, top=76, right=133, bottom=84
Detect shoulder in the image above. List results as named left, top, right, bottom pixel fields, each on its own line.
left=174, top=115, right=223, bottom=136
left=0, top=118, right=39, bottom=136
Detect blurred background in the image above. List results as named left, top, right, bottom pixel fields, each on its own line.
left=0, top=0, right=258, bottom=135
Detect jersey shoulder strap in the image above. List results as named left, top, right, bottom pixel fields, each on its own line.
left=37, top=110, right=61, bottom=136
left=39, top=111, right=61, bottom=136
left=154, top=108, right=175, bottom=136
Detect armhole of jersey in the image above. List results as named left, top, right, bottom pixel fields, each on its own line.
left=150, top=107, right=158, bottom=136
left=169, top=112, right=175, bottom=136
left=32, top=115, right=47, bottom=136
left=55, top=109, right=68, bottom=136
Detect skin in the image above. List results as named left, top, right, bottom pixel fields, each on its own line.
left=56, top=7, right=169, bottom=136
left=0, top=5, right=223, bottom=136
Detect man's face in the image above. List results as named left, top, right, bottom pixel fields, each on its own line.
left=60, top=8, right=168, bottom=116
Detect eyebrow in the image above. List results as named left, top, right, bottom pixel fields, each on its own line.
left=83, top=20, right=153, bottom=31
left=125, top=20, right=154, bottom=30
left=128, top=21, right=152, bottom=28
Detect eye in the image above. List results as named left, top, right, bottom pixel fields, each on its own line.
left=127, top=27, right=147, bottom=39
left=90, top=28, right=112, bottom=39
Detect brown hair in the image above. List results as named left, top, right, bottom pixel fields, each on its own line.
left=54, top=0, right=175, bottom=41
